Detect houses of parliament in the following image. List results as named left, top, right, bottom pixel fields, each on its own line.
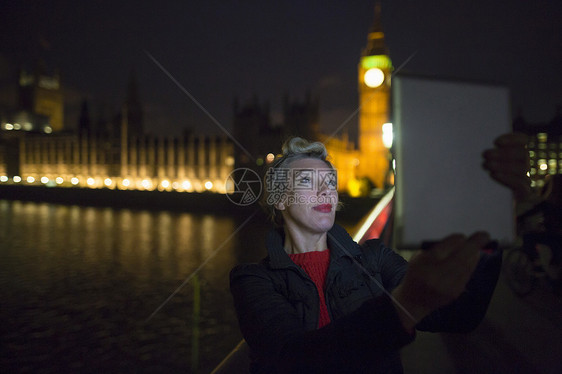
left=1, top=5, right=561, bottom=197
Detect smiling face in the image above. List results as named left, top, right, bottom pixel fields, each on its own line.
left=277, top=157, right=338, bottom=236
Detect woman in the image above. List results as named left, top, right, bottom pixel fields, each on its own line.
left=231, top=135, right=527, bottom=373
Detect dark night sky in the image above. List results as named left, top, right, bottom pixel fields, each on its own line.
left=1, top=0, right=561, bottom=139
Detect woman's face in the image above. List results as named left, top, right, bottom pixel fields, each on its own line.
left=278, top=157, right=338, bottom=235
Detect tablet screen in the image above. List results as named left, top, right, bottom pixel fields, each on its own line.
left=392, top=75, right=515, bottom=248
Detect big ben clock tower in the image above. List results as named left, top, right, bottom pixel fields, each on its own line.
left=358, top=1, right=392, bottom=188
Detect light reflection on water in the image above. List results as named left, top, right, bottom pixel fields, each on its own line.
left=0, top=200, right=268, bottom=373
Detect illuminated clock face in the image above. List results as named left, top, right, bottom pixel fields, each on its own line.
left=364, top=68, right=385, bottom=88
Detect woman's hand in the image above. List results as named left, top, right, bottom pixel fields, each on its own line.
left=483, top=132, right=531, bottom=201
left=391, top=232, right=489, bottom=332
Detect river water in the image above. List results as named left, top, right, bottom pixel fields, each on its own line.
left=0, top=200, right=272, bottom=373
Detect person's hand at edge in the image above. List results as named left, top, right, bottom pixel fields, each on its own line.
left=390, top=232, right=489, bottom=332
left=483, top=132, right=532, bottom=201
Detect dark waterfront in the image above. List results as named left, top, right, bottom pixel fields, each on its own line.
left=7, top=197, right=561, bottom=373
left=0, top=200, right=273, bottom=373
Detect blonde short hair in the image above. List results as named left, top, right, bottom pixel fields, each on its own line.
left=261, top=137, right=334, bottom=226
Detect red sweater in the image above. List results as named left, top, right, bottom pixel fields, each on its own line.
left=289, top=250, right=331, bottom=328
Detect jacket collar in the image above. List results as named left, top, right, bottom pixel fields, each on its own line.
left=265, top=223, right=362, bottom=269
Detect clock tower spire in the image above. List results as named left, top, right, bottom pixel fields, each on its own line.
left=357, top=0, right=393, bottom=188
left=365, top=1, right=387, bottom=56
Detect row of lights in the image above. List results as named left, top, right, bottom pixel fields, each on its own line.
left=530, top=159, right=560, bottom=174
left=2, top=123, right=53, bottom=134
left=0, top=175, right=222, bottom=193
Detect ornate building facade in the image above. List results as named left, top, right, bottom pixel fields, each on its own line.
left=18, top=62, right=64, bottom=133
left=514, top=110, right=562, bottom=188
left=0, top=68, right=234, bottom=193
left=0, top=4, right=395, bottom=196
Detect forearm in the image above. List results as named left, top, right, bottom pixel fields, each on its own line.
left=390, top=285, right=431, bottom=333
left=233, top=277, right=414, bottom=372
left=416, top=251, right=502, bottom=332
left=274, top=295, right=415, bottom=372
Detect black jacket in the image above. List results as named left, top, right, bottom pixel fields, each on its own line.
left=230, top=224, right=502, bottom=373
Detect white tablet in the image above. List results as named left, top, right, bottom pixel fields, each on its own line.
left=392, top=75, right=515, bottom=249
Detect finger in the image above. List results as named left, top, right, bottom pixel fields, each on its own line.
left=487, top=171, right=528, bottom=186
left=449, top=232, right=488, bottom=281
left=494, top=133, right=528, bottom=147
left=429, top=234, right=466, bottom=260
left=483, top=148, right=529, bottom=163
left=465, top=231, right=490, bottom=252
left=483, top=160, right=529, bottom=176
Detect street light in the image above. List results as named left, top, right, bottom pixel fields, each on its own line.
left=382, top=122, right=393, bottom=148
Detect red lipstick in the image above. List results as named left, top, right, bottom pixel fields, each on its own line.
left=313, top=204, right=332, bottom=213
